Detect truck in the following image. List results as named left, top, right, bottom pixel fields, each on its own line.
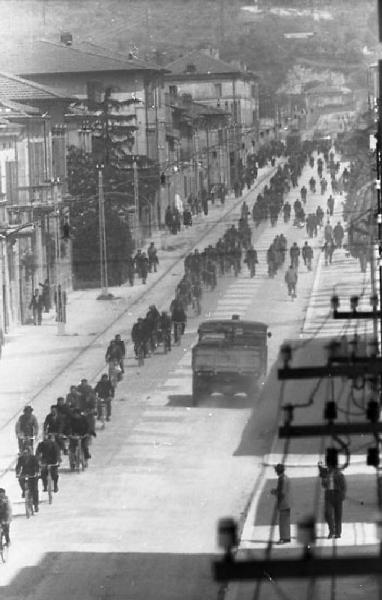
left=191, top=316, right=270, bottom=405
left=286, top=130, right=301, bottom=155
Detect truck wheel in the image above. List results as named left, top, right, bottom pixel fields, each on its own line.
left=192, top=379, right=204, bottom=406
left=246, top=379, right=258, bottom=398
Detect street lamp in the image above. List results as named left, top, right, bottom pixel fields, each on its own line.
left=52, top=178, right=67, bottom=335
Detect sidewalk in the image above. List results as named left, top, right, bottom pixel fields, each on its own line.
left=0, top=162, right=278, bottom=476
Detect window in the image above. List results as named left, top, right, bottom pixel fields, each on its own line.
left=214, top=83, right=222, bottom=98
left=169, top=85, right=177, bottom=96
left=185, top=63, right=196, bottom=73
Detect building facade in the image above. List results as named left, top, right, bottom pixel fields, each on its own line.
left=165, top=49, right=259, bottom=190
left=0, top=74, right=71, bottom=331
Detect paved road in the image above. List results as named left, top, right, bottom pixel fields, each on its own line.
left=1, top=152, right=372, bottom=600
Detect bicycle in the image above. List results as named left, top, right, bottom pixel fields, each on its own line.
left=21, top=475, right=37, bottom=518
left=136, top=341, right=145, bottom=367
left=97, top=397, right=107, bottom=430
left=108, top=359, right=121, bottom=389
left=69, top=435, right=87, bottom=472
left=0, top=523, right=9, bottom=563
left=18, top=435, right=35, bottom=453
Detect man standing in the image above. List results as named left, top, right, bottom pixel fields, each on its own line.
left=29, top=289, right=44, bottom=325
left=333, top=221, right=345, bottom=248
left=147, top=242, right=159, bottom=273
left=271, top=464, right=291, bottom=544
left=289, top=242, right=300, bottom=270
left=319, top=461, right=346, bottom=539
left=327, top=194, right=334, bottom=216
left=302, top=242, right=314, bottom=271
left=285, top=265, right=298, bottom=299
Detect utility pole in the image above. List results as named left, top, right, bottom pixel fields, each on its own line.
left=97, top=165, right=112, bottom=300
left=205, top=125, right=211, bottom=197
left=133, top=160, right=140, bottom=249
left=53, top=179, right=66, bottom=335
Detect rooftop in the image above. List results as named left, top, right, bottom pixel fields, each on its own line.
left=0, top=39, right=166, bottom=76
left=0, top=72, right=72, bottom=102
left=166, top=50, right=256, bottom=79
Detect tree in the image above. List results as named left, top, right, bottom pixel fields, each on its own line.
left=67, top=145, right=134, bottom=288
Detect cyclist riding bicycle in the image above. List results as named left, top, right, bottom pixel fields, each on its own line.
left=67, top=408, right=92, bottom=465
left=0, top=488, right=11, bottom=545
left=44, top=404, right=67, bottom=454
left=36, top=433, right=61, bottom=493
left=76, top=379, right=97, bottom=436
left=113, top=334, right=126, bottom=373
left=158, top=311, right=172, bottom=351
left=131, top=317, right=148, bottom=358
left=15, top=446, right=40, bottom=511
left=94, top=374, right=114, bottom=421
left=170, top=301, right=187, bottom=343
left=146, top=305, right=161, bottom=352
left=15, top=405, right=39, bottom=452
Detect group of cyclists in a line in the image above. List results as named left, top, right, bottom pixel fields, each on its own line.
left=9, top=333, right=126, bottom=524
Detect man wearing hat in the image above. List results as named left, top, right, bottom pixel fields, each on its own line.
left=15, top=406, right=39, bottom=452
left=271, top=463, right=291, bottom=544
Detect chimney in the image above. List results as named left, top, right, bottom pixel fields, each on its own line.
left=60, top=32, right=73, bottom=46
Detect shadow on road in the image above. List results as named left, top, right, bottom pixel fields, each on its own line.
left=0, top=551, right=222, bottom=600
left=234, top=335, right=354, bottom=457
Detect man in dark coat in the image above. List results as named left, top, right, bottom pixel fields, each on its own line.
left=29, top=289, right=44, bottom=325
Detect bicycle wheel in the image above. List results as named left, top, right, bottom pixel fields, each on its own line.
left=101, top=403, right=106, bottom=429
left=47, top=471, right=53, bottom=505
left=25, top=492, right=33, bottom=519
left=137, top=346, right=144, bottom=367
left=0, top=532, right=9, bottom=563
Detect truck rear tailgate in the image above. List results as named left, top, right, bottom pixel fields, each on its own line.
left=193, top=346, right=261, bottom=373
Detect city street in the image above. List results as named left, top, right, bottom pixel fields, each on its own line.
left=0, top=152, right=373, bottom=600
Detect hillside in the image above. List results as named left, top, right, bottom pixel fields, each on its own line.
left=1, top=0, right=377, bottom=93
